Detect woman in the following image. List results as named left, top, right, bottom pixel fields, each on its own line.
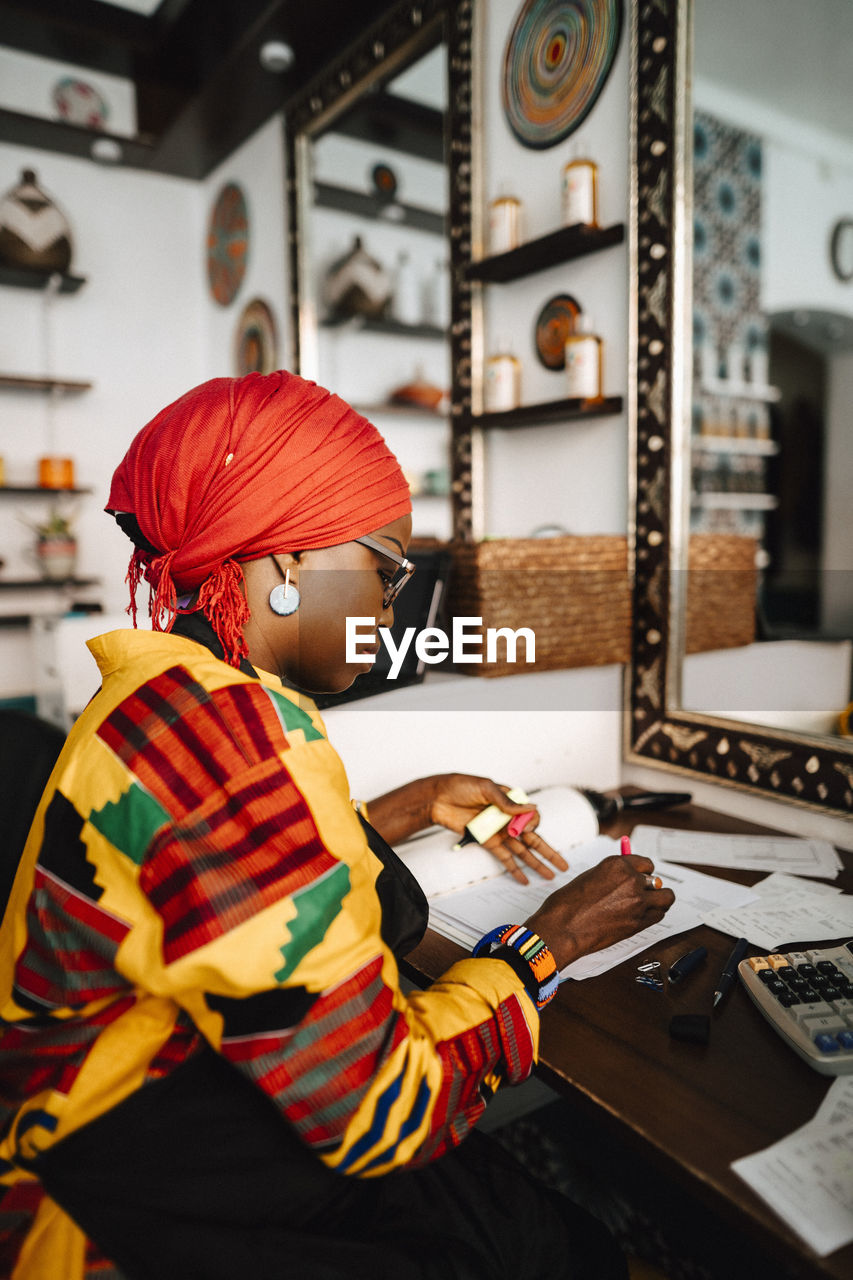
left=0, top=371, right=673, bottom=1280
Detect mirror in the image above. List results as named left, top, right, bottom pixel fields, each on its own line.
left=284, top=0, right=478, bottom=543
left=627, top=0, right=853, bottom=817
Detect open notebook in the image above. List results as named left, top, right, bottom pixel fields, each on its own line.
left=393, top=786, right=600, bottom=899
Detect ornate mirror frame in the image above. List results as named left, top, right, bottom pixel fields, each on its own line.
left=284, top=0, right=478, bottom=541
left=625, top=0, right=853, bottom=817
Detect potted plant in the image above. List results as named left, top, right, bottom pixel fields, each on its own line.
left=30, top=508, right=78, bottom=581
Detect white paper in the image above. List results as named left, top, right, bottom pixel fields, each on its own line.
left=427, top=842, right=757, bottom=980
left=733, top=1077, right=853, bottom=1257
left=703, top=874, right=853, bottom=951
left=394, top=786, right=599, bottom=899
left=630, top=825, right=842, bottom=879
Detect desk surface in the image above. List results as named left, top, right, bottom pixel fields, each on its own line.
left=402, top=799, right=853, bottom=1280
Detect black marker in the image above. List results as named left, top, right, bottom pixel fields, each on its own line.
left=668, top=945, right=708, bottom=984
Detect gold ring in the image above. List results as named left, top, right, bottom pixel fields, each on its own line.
left=644, top=874, right=662, bottom=890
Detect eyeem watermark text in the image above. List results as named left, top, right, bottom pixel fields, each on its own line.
left=347, top=616, right=536, bottom=679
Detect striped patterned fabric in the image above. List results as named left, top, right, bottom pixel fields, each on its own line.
left=0, top=628, right=539, bottom=1278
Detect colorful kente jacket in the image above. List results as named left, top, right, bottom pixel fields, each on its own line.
left=0, top=628, right=539, bottom=1277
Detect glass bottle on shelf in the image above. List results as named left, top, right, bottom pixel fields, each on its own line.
left=564, top=315, right=603, bottom=400
left=484, top=337, right=521, bottom=412
left=488, top=193, right=522, bottom=255
left=561, top=149, right=599, bottom=228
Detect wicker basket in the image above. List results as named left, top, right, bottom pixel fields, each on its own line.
left=685, top=533, right=757, bottom=654
left=444, top=532, right=757, bottom=677
left=446, top=536, right=631, bottom=676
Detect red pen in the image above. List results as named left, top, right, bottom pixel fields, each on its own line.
left=620, top=836, right=632, bottom=856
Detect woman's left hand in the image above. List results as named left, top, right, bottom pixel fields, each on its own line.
left=428, top=773, right=567, bottom=884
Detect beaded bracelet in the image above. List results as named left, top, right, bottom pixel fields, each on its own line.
left=472, top=923, right=559, bottom=1011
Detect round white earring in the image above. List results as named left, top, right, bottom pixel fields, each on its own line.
left=269, top=569, right=301, bottom=616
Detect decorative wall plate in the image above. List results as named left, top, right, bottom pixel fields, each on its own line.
left=234, top=298, right=278, bottom=376
left=371, top=162, right=398, bottom=203
left=534, top=293, right=581, bottom=368
left=502, top=0, right=623, bottom=149
left=52, top=77, right=109, bottom=129
left=206, top=182, right=249, bottom=306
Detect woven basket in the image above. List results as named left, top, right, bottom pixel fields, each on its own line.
left=444, top=533, right=757, bottom=677
left=446, top=536, right=631, bottom=676
left=685, top=533, right=757, bottom=654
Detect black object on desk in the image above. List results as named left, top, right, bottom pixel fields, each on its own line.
left=668, top=945, right=708, bottom=984
left=579, top=788, right=693, bottom=822
left=713, top=937, right=750, bottom=1008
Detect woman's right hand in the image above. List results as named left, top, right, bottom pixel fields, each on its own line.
left=525, top=854, right=675, bottom=972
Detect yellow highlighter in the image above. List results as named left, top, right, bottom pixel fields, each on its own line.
left=453, top=787, right=532, bottom=850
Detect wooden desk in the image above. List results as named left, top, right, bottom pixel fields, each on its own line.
left=402, top=801, right=853, bottom=1280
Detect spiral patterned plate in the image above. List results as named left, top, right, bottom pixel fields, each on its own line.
left=502, top=0, right=622, bottom=149
left=206, top=182, right=249, bottom=306
left=534, top=293, right=581, bottom=368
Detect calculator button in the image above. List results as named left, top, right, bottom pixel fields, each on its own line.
left=757, top=969, right=778, bottom=984
left=838, top=1031, right=853, bottom=1049
left=777, top=967, right=798, bottom=983
left=748, top=957, right=772, bottom=973
left=777, top=991, right=800, bottom=1007
left=768, top=954, right=790, bottom=969
left=798, top=1013, right=847, bottom=1038
left=800, top=990, right=822, bottom=1004
left=816, top=961, right=841, bottom=975
left=797, top=964, right=818, bottom=980
left=814, top=1034, right=841, bottom=1053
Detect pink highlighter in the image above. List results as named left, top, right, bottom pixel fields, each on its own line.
left=507, top=810, right=537, bottom=838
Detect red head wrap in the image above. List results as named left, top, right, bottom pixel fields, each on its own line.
left=107, top=370, right=412, bottom=665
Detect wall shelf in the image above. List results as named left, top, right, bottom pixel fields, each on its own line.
left=692, top=435, right=778, bottom=456
left=0, top=374, right=93, bottom=393
left=0, top=265, right=87, bottom=294
left=0, top=578, right=100, bottom=590
left=459, top=395, right=623, bottom=430
left=693, top=492, right=778, bottom=510
left=0, top=486, right=93, bottom=496
left=467, top=223, right=625, bottom=284
left=699, top=377, right=781, bottom=403
left=321, top=315, right=445, bottom=341
left=314, top=181, right=445, bottom=236
left=354, top=401, right=447, bottom=419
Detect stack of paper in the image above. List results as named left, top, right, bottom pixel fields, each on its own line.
left=630, top=826, right=843, bottom=878
left=703, top=872, right=853, bottom=951
left=733, top=1076, right=853, bottom=1257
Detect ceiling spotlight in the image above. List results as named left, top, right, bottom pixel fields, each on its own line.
left=259, top=40, right=295, bottom=73
left=90, top=137, right=123, bottom=164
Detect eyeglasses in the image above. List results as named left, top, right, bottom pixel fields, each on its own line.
left=354, top=534, right=416, bottom=610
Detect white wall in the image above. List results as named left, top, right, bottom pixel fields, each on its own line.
left=480, top=0, right=630, bottom=538
left=0, top=112, right=288, bottom=698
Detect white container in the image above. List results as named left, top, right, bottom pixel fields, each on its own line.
left=565, top=318, right=603, bottom=400
left=489, top=195, right=522, bottom=255
left=484, top=350, right=521, bottom=412
left=561, top=156, right=598, bottom=228
left=392, top=251, right=420, bottom=326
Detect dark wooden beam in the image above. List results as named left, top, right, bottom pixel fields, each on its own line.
left=327, top=92, right=445, bottom=164
left=0, top=0, right=155, bottom=77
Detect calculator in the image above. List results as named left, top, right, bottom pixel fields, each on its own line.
left=738, top=942, right=853, bottom=1075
